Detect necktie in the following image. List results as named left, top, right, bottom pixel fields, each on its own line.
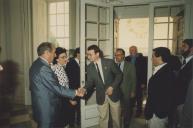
left=183, top=59, right=186, bottom=65
left=96, top=63, right=102, bottom=81
left=118, top=63, right=121, bottom=68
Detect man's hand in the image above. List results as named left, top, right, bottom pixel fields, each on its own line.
left=69, top=100, right=77, bottom=106
left=105, top=86, right=113, bottom=96
left=0, top=65, right=3, bottom=71
left=76, top=87, right=86, bottom=97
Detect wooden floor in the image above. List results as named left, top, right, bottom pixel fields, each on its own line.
left=0, top=104, right=147, bottom=128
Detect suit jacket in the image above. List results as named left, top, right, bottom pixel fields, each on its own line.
left=125, top=54, right=147, bottom=87
left=144, top=64, right=175, bottom=120
left=85, top=58, right=123, bottom=105
left=120, top=61, right=136, bottom=100
left=66, top=58, right=80, bottom=101
left=180, top=76, right=193, bottom=128
left=175, top=58, right=193, bottom=105
left=29, top=58, right=76, bottom=124
left=66, top=58, right=80, bottom=90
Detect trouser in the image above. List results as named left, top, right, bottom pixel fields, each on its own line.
left=148, top=114, right=168, bottom=128
left=121, top=97, right=133, bottom=128
left=97, top=96, right=121, bottom=128
left=135, top=87, right=143, bottom=113
left=68, top=100, right=80, bottom=126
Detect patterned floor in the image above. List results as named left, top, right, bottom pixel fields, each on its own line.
left=0, top=104, right=147, bottom=128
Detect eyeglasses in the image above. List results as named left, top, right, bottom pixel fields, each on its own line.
left=115, top=54, right=123, bottom=56
left=59, top=56, right=67, bottom=59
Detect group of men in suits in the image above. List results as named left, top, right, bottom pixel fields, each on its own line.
left=29, top=43, right=146, bottom=128
left=29, top=39, right=192, bottom=128
left=29, top=42, right=85, bottom=128
left=144, top=39, right=193, bottom=128
left=84, top=45, right=146, bottom=128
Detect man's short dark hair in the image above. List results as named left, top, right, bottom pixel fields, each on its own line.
left=37, top=42, right=54, bottom=56
left=116, top=48, right=125, bottom=56
left=183, top=39, right=193, bottom=48
left=88, top=45, right=100, bottom=53
left=74, top=47, right=80, bottom=57
left=153, top=47, right=171, bottom=63
left=88, top=45, right=103, bottom=57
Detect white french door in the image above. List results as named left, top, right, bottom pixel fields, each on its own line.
left=148, top=1, right=185, bottom=78
left=80, top=0, right=113, bottom=127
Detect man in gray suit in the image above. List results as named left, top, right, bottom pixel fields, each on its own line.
left=115, top=48, right=136, bottom=128
left=85, top=45, right=123, bottom=128
left=29, top=42, right=84, bottom=128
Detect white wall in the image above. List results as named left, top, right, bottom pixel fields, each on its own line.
left=187, top=0, right=193, bottom=38
left=32, top=0, right=48, bottom=60
left=69, top=0, right=77, bottom=49
left=0, top=0, right=6, bottom=60
left=0, top=0, right=33, bottom=104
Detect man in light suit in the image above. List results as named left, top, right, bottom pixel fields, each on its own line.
left=84, top=45, right=123, bottom=128
left=115, top=48, right=136, bottom=128
left=29, top=42, right=84, bottom=128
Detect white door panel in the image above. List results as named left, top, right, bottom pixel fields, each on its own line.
left=80, top=0, right=112, bottom=127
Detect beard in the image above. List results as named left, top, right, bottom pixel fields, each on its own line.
left=181, top=50, right=190, bottom=58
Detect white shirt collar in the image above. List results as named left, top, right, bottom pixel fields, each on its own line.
left=39, top=56, right=49, bottom=64
left=115, top=60, right=124, bottom=72
left=183, top=55, right=193, bottom=64
left=75, top=58, right=80, bottom=65
left=95, top=58, right=101, bottom=65
left=153, top=63, right=167, bottom=75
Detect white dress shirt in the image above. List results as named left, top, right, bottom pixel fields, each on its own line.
left=153, top=63, right=167, bottom=75
left=181, top=55, right=193, bottom=69
left=75, top=58, right=80, bottom=65
left=95, top=58, right=105, bottom=84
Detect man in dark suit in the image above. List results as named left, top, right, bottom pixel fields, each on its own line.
left=115, top=48, right=136, bottom=128
left=125, top=45, right=147, bottom=117
left=180, top=72, right=192, bottom=128
left=175, top=39, right=193, bottom=106
left=174, top=39, right=193, bottom=127
left=84, top=45, right=122, bottom=128
left=29, top=42, right=84, bottom=128
left=144, top=47, right=175, bottom=128
left=66, top=48, right=81, bottom=127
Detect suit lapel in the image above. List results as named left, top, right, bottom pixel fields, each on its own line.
left=152, top=64, right=167, bottom=79
left=122, top=61, right=127, bottom=74
left=91, top=62, right=104, bottom=84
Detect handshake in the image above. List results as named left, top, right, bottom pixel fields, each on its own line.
left=76, top=87, right=86, bottom=97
